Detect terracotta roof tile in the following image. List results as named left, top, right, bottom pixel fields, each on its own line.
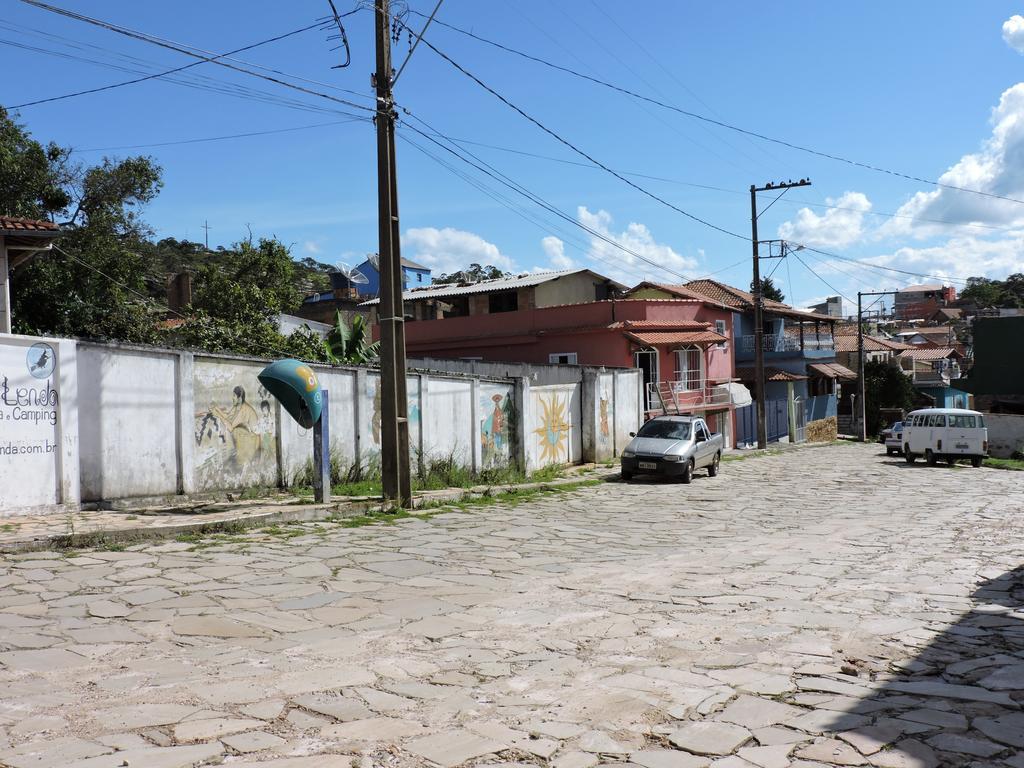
left=609, top=319, right=711, bottom=330
left=808, top=362, right=857, bottom=379
left=682, top=278, right=835, bottom=322
left=833, top=334, right=914, bottom=353
left=735, top=366, right=808, bottom=382
left=625, top=330, right=727, bottom=346
left=0, top=216, right=60, bottom=233
left=898, top=346, right=962, bottom=360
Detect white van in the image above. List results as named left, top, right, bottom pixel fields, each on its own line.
left=902, top=408, right=988, bottom=467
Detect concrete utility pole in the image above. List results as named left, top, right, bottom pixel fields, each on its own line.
left=374, top=0, right=412, bottom=506
left=750, top=179, right=811, bottom=449
left=856, top=290, right=896, bottom=442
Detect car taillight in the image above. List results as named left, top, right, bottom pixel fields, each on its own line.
left=983, top=440, right=988, bottom=453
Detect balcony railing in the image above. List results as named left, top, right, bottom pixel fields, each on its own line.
left=739, top=334, right=834, bottom=353
left=904, top=365, right=961, bottom=386
left=646, top=379, right=737, bottom=414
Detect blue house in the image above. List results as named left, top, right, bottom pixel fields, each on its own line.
left=353, top=254, right=431, bottom=297
left=898, top=346, right=969, bottom=409
left=683, top=279, right=854, bottom=445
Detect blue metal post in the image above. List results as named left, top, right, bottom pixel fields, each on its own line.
left=312, top=390, right=330, bottom=503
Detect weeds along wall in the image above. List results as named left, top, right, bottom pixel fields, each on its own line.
left=0, top=335, right=642, bottom=514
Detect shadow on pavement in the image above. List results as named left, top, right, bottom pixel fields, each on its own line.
left=818, top=568, right=1024, bottom=765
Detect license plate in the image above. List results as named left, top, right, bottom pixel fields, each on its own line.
left=955, top=442, right=969, bottom=450
left=638, top=461, right=658, bottom=470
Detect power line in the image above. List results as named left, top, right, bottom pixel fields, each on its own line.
left=800, top=244, right=970, bottom=286
left=411, top=128, right=1024, bottom=236
left=0, top=36, right=367, bottom=117
left=18, top=1, right=375, bottom=113
left=399, top=109, right=706, bottom=281
left=72, top=117, right=368, bottom=152
left=403, top=29, right=747, bottom=241
left=791, top=250, right=855, bottom=308
left=417, top=13, right=1024, bottom=208
left=393, top=0, right=443, bottom=84
left=397, top=130, right=669, bottom=285
left=5, top=21, right=324, bottom=109
left=399, top=116, right=701, bottom=282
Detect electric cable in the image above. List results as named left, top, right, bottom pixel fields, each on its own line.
left=6, top=20, right=325, bottom=109
left=416, top=12, right=1024, bottom=207
left=18, top=1, right=375, bottom=113
left=402, top=29, right=748, bottom=241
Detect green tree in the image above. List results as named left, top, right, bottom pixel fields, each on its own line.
left=0, top=108, right=72, bottom=219
left=436, top=263, right=511, bottom=283
left=325, top=311, right=379, bottom=364
left=960, top=274, right=1024, bottom=308
left=4, top=108, right=164, bottom=341
left=752, top=277, right=785, bottom=302
left=863, top=360, right=917, bottom=436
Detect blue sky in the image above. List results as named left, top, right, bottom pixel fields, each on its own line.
left=5, top=1, right=1024, bottom=313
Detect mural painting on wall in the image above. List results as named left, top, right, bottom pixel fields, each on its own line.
left=599, top=388, right=611, bottom=446
left=480, top=386, right=514, bottom=467
left=365, top=376, right=419, bottom=451
left=368, top=376, right=382, bottom=446
left=533, top=393, right=569, bottom=464
left=194, top=367, right=276, bottom=487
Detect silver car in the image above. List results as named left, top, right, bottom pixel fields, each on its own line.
left=620, top=415, right=724, bottom=484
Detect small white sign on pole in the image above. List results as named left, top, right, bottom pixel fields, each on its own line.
left=0, top=341, right=59, bottom=509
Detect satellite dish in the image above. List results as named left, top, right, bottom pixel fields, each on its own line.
left=335, top=262, right=369, bottom=284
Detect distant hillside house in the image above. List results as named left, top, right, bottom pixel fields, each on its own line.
left=353, top=254, right=431, bottom=297
left=808, top=296, right=843, bottom=318
left=894, top=283, right=957, bottom=320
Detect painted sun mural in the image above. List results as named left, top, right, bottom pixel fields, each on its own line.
left=533, top=394, right=570, bottom=464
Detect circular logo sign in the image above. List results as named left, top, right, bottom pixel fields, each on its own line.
left=26, top=343, right=56, bottom=380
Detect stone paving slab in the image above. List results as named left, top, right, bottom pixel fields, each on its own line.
left=0, top=468, right=615, bottom=553
left=0, top=443, right=1022, bottom=768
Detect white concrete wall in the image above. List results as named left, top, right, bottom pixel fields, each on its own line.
left=78, top=345, right=180, bottom=501
left=0, top=334, right=78, bottom=515
left=533, top=272, right=603, bottom=307
left=0, top=336, right=644, bottom=513
left=986, top=413, right=1024, bottom=459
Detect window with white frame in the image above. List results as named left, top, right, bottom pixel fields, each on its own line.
left=549, top=352, right=578, bottom=365
left=714, top=319, right=727, bottom=349
left=674, top=346, right=704, bottom=390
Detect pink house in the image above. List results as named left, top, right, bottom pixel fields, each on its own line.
left=393, top=295, right=741, bottom=445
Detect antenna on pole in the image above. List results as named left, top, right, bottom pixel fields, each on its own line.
left=323, top=0, right=352, bottom=68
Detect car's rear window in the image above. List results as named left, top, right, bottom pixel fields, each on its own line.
left=637, top=420, right=691, bottom=440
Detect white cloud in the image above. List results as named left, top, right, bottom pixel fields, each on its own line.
left=541, top=236, right=576, bottom=270
left=869, top=232, right=1024, bottom=282
left=1004, top=15, right=1024, bottom=54
left=777, top=191, right=872, bottom=248
left=577, top=206, right=697, bottom=284
left=302, top=240, right=322, bottom=255
left=402, top=226, right=515, bottom=277
left=882, top=83, right=1024, bottom=238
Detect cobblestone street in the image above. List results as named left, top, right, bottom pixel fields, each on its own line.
left=1, top=442, right=1023, bottom=768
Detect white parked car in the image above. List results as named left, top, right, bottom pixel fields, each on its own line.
left=902, top=408, right=988, bottom=467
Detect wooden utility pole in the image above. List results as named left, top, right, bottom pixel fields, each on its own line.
left=374, top=0, right=412, bottom=505
left=856, top=290, right=896, bottom=442
left=750, top=179, right=811, bottom=449
left=201, top=220, right=211, bottom=250
left=750, top=186, right=766, bottom=450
